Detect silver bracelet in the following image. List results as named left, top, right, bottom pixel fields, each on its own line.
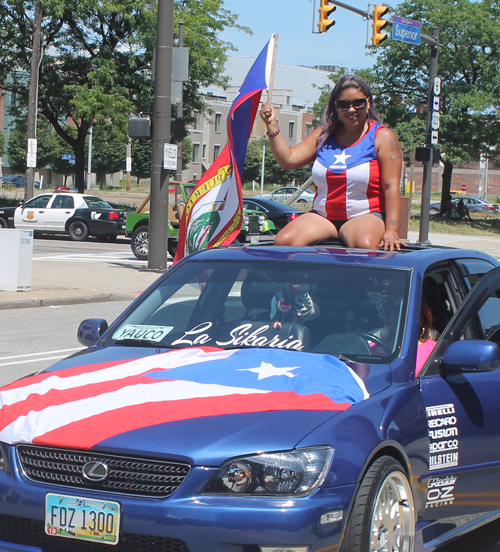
left=267, top=128, right=280, bottom=138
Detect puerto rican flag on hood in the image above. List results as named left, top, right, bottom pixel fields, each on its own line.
left=0, top=347, right=368, bottom=451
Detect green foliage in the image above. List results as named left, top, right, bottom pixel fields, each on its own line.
left=173, top=0, right=251, bottom=124
left=7, top=118, right=60, bottom=173
left=91, top=120, right=128, bottom=184
left=243, top=139, right=312, bottom=186
left=363, top=0, right=500, bottom=198
left=0, top=0, right=249, bottom=189
left=131, top=140, right=152, bottom=183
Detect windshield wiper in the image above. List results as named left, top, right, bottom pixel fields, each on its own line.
left=114, top=339, right=164, bottom=348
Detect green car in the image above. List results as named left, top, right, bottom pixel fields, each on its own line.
left=126, top=183, right=275, bottom=260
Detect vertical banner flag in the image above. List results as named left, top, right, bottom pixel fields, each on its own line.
left=173, top=34, right=277, bottom=264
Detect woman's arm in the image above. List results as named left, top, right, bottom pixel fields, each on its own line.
left=375, top=127, right=403, bottom=250
left=259, top=103, right=322, bottom=170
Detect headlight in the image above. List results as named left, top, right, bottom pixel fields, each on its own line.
left=204, top=446, right=333, bottom=497
left=243, top=214, right=249, bottom=227
left=258, top=214, right=266, bottom=229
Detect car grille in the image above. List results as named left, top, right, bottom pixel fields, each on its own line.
left=0, top=515, right=190, bottom=552
left=17, top=445, right=191, bottom=498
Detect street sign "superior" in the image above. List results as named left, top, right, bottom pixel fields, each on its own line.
left=392, top=16, right=421, bottom=45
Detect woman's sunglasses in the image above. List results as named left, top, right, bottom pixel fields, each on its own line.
left=335, top=98, right=368, bottom=111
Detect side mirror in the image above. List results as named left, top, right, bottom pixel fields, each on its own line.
left=442, top=340, right=500, bottom=374
left=77, top=318, right=109, bottom=347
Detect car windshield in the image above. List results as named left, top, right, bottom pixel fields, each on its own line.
left=106, top=260, right=410, bottom=362
left=83, top=196, right=113, bottom=208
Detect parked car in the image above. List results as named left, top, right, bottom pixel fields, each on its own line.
left=430, top=196, right=499, bottom=214
left=243, top=196, right=303, bottom=231
left=1, top=175, right=41, bottom=188
left=1, top=242, right=500, bottom=552
left=263, top=186, right=316, bottom=204
left=0, top=192, right=127, bottom=241
left=126, top=184, right=276, bottom=260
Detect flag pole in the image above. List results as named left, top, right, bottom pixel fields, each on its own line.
left=261, top=34, right=278, bottom=198
left=266, top=33, right=279, bottom=104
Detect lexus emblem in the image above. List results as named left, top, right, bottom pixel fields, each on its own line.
left=82, top=461, right=109, bottom=481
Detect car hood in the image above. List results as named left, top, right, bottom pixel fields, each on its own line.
left=0, top=346, right=378, bottom=465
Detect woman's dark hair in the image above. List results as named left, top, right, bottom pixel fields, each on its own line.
left=321, top=75, right=381, bottom=145
left=419, top=298, right=434, bottom=341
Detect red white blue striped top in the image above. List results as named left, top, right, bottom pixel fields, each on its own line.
left=311, top=121, right=385, bottom=221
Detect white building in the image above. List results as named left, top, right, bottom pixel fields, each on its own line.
left=183, top=58, right=344, bottom=181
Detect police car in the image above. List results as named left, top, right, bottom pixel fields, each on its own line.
left=0, top=192, right=127, bottom=241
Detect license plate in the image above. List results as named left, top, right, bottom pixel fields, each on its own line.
left=45, top=493, right=121, bottom=545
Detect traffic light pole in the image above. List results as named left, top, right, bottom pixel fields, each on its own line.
left=148, top=0, right=173, bottom=271
left=418, top=27, right=439, bottom=245
left=25, top=1, right=43, bottom=202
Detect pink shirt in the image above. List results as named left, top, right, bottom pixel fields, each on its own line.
left=416, top=340, right=437, bottom=376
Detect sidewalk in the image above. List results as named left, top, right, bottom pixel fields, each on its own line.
left=1, top=233, right=499, bottom=310
left=0, top=254, right=163, bottom=310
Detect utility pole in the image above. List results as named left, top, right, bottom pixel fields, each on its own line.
left=418, top=27, right=439, bottom=244
left=25, top=1, right=43, bottom=201
left=87, top=126, right=93, bottom=191
left=175, top=21, right=184, bottom=183
left=148, top=0, right=173, bottom=271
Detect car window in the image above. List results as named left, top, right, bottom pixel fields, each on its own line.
left=105, top=260, right=410, bottom=362
left=456, top=259, right=496, bottom=291
left=52, top=195, right=75, bottom=209
left=243, top=201, right=265, bottom=214
left=83, top=196, right=113, bottom=208
left=24, top=195, right=51, bottom=208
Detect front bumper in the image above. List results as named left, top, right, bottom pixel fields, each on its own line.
left=0, top=446, right=355, bottom=552
left=87, top=219, right=127, bottom=236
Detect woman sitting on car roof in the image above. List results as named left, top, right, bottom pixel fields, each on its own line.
left=259, top=74, right=402, bottom=252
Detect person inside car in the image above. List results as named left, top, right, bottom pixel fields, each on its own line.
left=415, top=297, right=440, bottom=376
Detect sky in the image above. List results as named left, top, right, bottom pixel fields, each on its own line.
left=220, top=0, right=400, bottom=71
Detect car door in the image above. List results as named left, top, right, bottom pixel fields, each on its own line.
left=271, top=188, right=286, bottom=201
left=14, top=195, right=51, bottom=230
left=419, top=265, right=500, bottom=524
left=44, top=194, right=76, bottom=232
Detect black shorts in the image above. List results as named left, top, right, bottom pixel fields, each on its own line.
left=311, top=211, right=386, bottom=233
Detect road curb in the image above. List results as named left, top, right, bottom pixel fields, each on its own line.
left=0, top=290, right=135, bottom=310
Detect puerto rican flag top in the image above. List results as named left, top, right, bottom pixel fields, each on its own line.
left=312, top=121, right=385, bottom=220
left=0, top=347, right=368, bottom=450
left=173, top=35, right=277, bottom=264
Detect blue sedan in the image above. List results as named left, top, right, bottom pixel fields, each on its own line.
left=1, top=243, right=500, bottom=552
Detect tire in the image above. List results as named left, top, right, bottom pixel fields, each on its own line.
left=0, top=218, right=7, bottom=229
left=341, top=456, right=415, bottom=552
left=68, top=221, right=89, bottom=241
left=430, top=208, right=439, bottom=214
left=131, top=226, right=149, bottom=260
left=96, top=233, right=118, bottom=242
left=167, top=239, right=178, bottom=258
left=297, top=199, right=307, bottom=204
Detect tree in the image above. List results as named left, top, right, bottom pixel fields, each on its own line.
left=131, top=136, right=192, bottom=186
left=363, top=0, right=500, bottom=209
left=0, top=0, right=249, bottom=191
left=91, top=120, right=128, bottom=188
left=7, top=118, right=59, bottom=173
left=243, top=139, right=312, bottom=187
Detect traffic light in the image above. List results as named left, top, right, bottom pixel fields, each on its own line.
left=318, top=0, right=336, bottom=33
left=372, top=4, right=389, bottom=46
